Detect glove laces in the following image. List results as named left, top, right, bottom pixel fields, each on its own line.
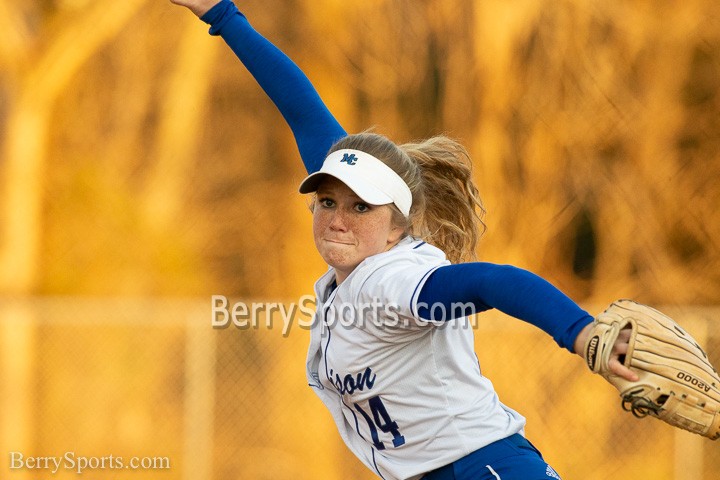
left=621, top=390, right=667, bottom=418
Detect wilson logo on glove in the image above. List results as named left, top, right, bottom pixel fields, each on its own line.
left=586, top=336, right=600, bottom=372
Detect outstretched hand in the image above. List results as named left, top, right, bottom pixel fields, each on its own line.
left=574, top=323, right=639, bottom=382
left=170, top=0, right=221, bottom=18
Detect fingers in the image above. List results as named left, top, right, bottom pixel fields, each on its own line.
left=617, top=327, right=632, bottom=343
left=613, top=338, right=629, bottom=358
left=607, top=326, right=638, bottom=381
left=608, top=358, right=639, bottom=381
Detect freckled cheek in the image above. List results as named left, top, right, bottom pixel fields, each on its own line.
left=312, top=210, right=331, bottom=243
left=312, top=215, right=322, bottom=244
left=356, top=217, right=392, bottom=251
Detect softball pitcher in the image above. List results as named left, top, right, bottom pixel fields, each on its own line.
left=171, top=2, right=638, bottom=479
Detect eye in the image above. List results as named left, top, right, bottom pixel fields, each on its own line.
left=354, top=202, right=371, bottom=213
left=317, top=197, right=335, bottom=208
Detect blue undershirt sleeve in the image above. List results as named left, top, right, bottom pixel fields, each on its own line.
left=200, top=0, right=347, bottom=173
left=416, top=263, right=594, bottom=352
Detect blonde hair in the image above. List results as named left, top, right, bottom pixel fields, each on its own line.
left=327, top=132, right=485, bottom=263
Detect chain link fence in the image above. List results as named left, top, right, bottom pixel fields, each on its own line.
left=0, top=298, right=717, bottom=479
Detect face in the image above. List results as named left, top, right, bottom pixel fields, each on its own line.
left=313, top=177, right=404, bottom=284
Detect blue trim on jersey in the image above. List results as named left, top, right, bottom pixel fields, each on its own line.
left=201, top=0, right=347, bottom=173
left=371, top=449, right=387, bottom=480
left=412, top=241, right=427, bottom=249
left=321, top=291, right=373, bottom=450
left=320, top=278, right=341, bottom=390
left=342, top=399, right=367, bottom=442
left=322, top=293, right=375, bottom=466
left=322, top=303, right=334, bottom=387
left=323, top=287, right=380, bottom=471
left=418, top=263, right=594, bottom=352
left=409, top=267, right=438, bottom=318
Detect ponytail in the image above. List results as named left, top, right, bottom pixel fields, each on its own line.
left=401, top=136, right=485, bottom=263
left=327, top=132, right=485, bottom=263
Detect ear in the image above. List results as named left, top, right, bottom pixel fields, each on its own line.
left=387, top=224, right=405, bottom=245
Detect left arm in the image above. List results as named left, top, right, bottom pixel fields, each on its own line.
left=418, top=263, right=637, bottom=380
left=418, top=263, right=593, bottom=351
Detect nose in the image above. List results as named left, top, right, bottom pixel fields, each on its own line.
left=328, top=209, right=348, bottom=232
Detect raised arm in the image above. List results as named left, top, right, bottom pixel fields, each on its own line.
left=171, top=0, right=347, bottom=173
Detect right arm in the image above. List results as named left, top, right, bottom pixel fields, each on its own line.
left=171, top=0, right=347, bottom=173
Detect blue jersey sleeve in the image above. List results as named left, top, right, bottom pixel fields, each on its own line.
left=417, top=263, right=593, bottom=352
left=200, top=0, right=347, bottom=173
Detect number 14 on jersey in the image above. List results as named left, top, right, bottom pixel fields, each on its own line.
left=354, top=396, right=406, bottom=450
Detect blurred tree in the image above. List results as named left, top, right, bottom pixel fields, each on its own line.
left=0, top=0, right=149, bottom=292
left=0, top=0, right=716, bottom=303
left=0, top=0, right=149, bottom=475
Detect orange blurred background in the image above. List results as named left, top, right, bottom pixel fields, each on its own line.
left=0, top=0, right=718, bottom=478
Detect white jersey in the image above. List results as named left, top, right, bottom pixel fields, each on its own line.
left=305, top=237, right=526, bottom=480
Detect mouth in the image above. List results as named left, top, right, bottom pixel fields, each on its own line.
left=324, top=239, right=354, bottom=245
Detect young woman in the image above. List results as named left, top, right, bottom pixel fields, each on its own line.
left=171, top=2, right=636, bottom=479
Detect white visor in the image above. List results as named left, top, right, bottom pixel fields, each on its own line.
left=298, top=149, right=412, bottom=217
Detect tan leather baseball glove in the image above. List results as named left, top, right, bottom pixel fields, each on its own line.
left=584, top=299, right=720, bottom=439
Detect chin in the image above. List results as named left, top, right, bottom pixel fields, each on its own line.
left=321, top=252, right=358, bottom=273
left=323, top=256, right=354, bottom=271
